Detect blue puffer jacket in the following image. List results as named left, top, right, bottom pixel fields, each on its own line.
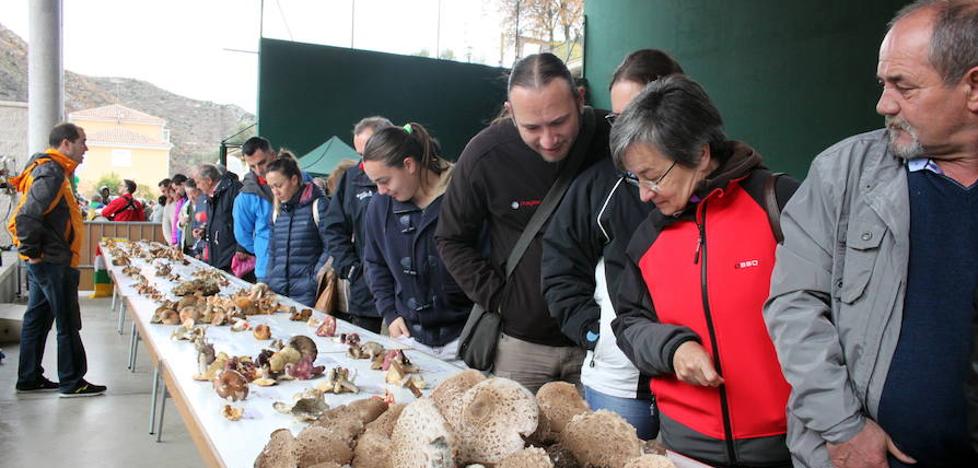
left=233, top=171, right=273, bottom=280
left=363, top=169, right=471, bottom=347
left=266, top=182, right=330, bottom=307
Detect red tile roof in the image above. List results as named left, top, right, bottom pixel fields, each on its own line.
left=69, top=104, right=165, bottom=125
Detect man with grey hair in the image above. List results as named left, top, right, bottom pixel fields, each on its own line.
left=194, top=163, right=241, bottom=273
left=765, top=1, right=978, bottom=466
left=323, top=116, right=393, bottom=332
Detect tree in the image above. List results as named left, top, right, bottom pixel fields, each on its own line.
left=439, top=49, right=456, bottom=61
left=496, top=0, right=584, bottom=61
left=91, top=172, right=123, bottom=199
left=414, top=49, right=431, bottom=58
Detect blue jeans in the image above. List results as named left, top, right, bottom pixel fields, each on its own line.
left=17, top=262, right=87, bottom=391
left=584, top=385, right=659, bottom=440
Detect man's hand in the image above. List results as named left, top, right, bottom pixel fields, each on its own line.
left=27, top=257, right=42, bottom=265
left=827, top=419, right=916, bottom=468
left=672, top=341, right=724, bottom=387
left=192, top=227, right=203, bottom=240
left=388, top=316, right=411, bottom=339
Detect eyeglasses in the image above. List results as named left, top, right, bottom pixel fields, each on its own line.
left=605, top=112, right=618, bottom=125
left=622, top=160, right=678, bottom=193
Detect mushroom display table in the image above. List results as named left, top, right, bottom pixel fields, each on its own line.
left=102, top=240, right=463, bottom=468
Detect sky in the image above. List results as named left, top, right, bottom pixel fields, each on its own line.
left=0, top=0, right=508, bottom=114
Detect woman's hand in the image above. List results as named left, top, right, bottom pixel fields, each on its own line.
left=388, top=316, right=411, bottom=339
left=672, top=341, right=724, bottom=387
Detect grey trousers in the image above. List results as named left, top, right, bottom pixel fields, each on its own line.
left=492, top=332, right=585, bottom=394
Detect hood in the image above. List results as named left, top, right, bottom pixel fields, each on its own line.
left=11, top=149, right=78, bottom=193
left=211, top=170, right=240, bottom=197
left=241, top=171, right=273, bottom=201
left=693, top=141, right=764, bottom=200
left=283, top=182, right=323, bottom=209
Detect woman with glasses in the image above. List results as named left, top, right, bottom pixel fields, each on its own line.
left=611, top=74, right=799, bottom=466
left=541, top=49, right=683, bottom=440
left=361, top=123, right=471, bottom=360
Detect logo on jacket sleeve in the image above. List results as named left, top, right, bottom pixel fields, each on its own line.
left=510, top=200, right=542, bottom=210
left=356, top=190, right=374, bottom=201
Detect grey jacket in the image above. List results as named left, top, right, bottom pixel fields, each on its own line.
left=764, top=129, right=911, bottom=467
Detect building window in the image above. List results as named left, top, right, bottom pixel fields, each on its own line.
left=111, top=149, right=133, bottom=167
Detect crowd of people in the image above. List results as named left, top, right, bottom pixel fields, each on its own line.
left=8, top=0, right=978, bottom=466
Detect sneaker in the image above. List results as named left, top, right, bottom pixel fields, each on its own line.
left=15, top=377, right=60, bottom=393
left=59, top=381, right=107, bottom=398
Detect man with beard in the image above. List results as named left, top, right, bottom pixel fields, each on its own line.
left=764, top=1, right=978, bottom=466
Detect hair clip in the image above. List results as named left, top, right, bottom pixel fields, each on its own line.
left=403, top=123, right=413, bottom=135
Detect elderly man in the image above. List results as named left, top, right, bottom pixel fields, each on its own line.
left=765, top=1, right=978, bottom=467
left=194, top=164, right=241, bottom=272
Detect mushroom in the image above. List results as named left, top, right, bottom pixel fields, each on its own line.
left=561, top=410, right=643, bottom=468
left=316, top=315, right=337, bottom=337
left=288, top=335, right=318, bottom=361
left=253, top=323, right=272, bottom=340
left=222, top=404, right=244, bottom=421
left=532, top=381, right=590, bottom=444
left=210, top=309, right=227, bottom=326
left=545, top=444, right=581, bottom=468
left=213, top=369, right=249, bottom=401
left=498, top=447, right=554, bottom=468
left=390, top=398, right=457, bottom=468
left=349, top=341, right=385, bottom=360
left=230, top=318, right=250, bottom=332
left=194, top=352, right=229, bottom=381
left=294, top=425, right=354, bottom=467
left=178, top=305, right=201, bottom=324
left=455, top=377, right=538, bottom=465
left=268, top=346, right=301, bottom=373
left=353, top=430, right=392, bottom=468
left=316, top=367, right=359, bottom=394
left=194, top=336, right=215, bottom=377
left=432, top=369, right=486, bottom=431
left=254, top=428, right=298, bottom=468
left=365, top=403, right=406, bottom=438
left=624, top=455, right=676, bottom=468
left=284, top=356, right=325, bottom=380
left=289, top=307, right=312, bottom=321
left=274, top=395, right=330, bottom=422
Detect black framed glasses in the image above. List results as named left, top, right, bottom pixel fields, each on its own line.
left=605, top=112, right=619, bottom=125
left=622, top=159, right=678, bottom=193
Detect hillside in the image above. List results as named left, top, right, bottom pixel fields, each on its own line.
left=0, top=23, right=255, bottom=175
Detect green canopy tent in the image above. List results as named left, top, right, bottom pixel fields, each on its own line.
left=297, top=136, right=359, bottom=177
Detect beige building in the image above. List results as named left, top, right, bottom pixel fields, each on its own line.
left=69, top=104, right=171, bottom=198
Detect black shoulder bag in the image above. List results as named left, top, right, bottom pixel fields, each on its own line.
left=456, top=107, right=597, bottom=370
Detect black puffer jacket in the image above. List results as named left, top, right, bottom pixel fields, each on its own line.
left=205, top=170, right=242, bottom=272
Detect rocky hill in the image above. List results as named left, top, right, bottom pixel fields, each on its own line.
left=0, top=23, right=255, bottom=175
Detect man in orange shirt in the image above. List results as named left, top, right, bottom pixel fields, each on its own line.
left=9, top=123, right=106, bottom=397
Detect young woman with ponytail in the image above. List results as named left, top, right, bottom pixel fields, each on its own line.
left=360, top=122, right=471, bottom=360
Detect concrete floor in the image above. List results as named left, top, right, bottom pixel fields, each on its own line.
left=0, top=293, right=203, bottom=468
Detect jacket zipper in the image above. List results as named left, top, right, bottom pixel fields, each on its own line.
left=694, top=207, right=737, bottom=465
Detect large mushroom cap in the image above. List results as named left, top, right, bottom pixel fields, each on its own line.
left=624, top=454, right=676, bottom=468
left=431, top=369, right=486, bottom=429
left=498, top=446, right=555, bottom=468
left=533, top=381, right=590, bottom=443
left=390, top=398, right=457, bottom=468
left=562, top=410, right=643, bottom=468
left=353, top=430, right=392, bottom=468
left=289, top=335, right=318, bottom=361
left=294, top=425, right=354, bottom=467
left=365, top=403, right=406, bottom=438
left=456, top=377, right=538, bottom=465
left=213, top=369, right=249, bottom=401
left=254, top=428, right=297, bottom=468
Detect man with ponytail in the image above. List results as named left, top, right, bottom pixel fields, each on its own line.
left=361, top=123, right=471, bottom=358
left=436, top=53, right=611, bottom=392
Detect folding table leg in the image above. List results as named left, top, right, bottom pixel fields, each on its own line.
left=149, top=363, right=160, bottom=434
left=156, top=388, right=167, bottom=443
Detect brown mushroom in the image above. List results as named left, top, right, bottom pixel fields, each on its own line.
left=353, top=430, right=391, bottom=468
left=431, top=369, right=486, bottom=430
left=531, top=381, right=590, bottom=444
left=253, top=323, right=272, bottom=340
left=624, top=455, right=676, bottom=468
left=455, top=377, right=538, bottom=465
left=498, top=447, right=554, bottom=468
left=254, top=428, right=298, bottom=468
left=390, top=398, right=457, bottom=468
left=213, top=369, right=249, bottom=401
left=365, top=402, right=406, bottom=438
left=562, top=410, right=643, bottom=468
left=288, top=335, right=318, bottom=361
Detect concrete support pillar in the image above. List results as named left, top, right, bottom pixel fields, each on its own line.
left=28, top=0, right=64, bottom=153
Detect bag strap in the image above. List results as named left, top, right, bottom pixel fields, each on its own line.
left=763, top=171, right=785, bottom=244
left=312, top=198, right=320, bottom=227
left=503, top=107, right=597, bottom=279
